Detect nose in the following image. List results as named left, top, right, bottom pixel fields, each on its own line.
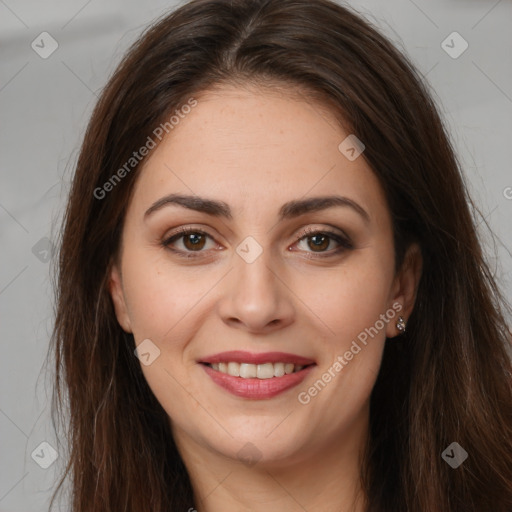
left=216, top=247, right=295, bottom=334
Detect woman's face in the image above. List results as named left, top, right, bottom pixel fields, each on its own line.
left=109, top=84, right=419, bottom=467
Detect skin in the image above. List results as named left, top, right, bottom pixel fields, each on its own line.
left=109, top=83, right=422, bottom=512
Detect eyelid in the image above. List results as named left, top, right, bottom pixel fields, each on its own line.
left=295, top=225, right=351, bottom=243
left=292, top=226, right=354, bottom=257
left=161, top=226, right=221, bottom=257
left=161, top=224, right=353, bottom=257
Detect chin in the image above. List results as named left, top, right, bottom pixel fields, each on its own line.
left=207, top=425, right=312, bottom=467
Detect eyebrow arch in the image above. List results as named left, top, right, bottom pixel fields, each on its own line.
left=144, top=193, right=370, bottom=224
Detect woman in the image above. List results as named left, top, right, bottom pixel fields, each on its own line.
left=47, top=0, right=512, bottom=510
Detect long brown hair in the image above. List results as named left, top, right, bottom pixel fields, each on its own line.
left=47, top=0, right=512, bottom=510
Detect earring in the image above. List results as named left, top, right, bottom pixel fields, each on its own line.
left=396, top=315, right=406, bottom=333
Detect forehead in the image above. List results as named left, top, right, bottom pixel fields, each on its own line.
left=129, top=84, right=389, bottom=226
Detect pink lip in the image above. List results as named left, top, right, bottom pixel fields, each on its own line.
left=198, top=350, right=316, bottom=365
left=201, top=364, right=315, bottom=399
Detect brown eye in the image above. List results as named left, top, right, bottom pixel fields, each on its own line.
left=162, top=228, right=215, bottom=256
left=307, top=233, right=330, bottom=252
left=294, top=229, right=353, bottom=257
left=182, top=232, right=207, bottom=251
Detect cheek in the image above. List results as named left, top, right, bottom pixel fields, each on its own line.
left=119, top=248, right=211, bottom=421
left=294, top=249, right=395, bottom=347
left=120, top=246, right=211, bottom=341
left=295, top=245, right=394, bottom=406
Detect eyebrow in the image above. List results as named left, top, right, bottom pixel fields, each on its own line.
left=144, top=193, right=370, bottom=224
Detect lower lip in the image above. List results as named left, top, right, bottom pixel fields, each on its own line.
left=201, top=364, right=315, bottom=399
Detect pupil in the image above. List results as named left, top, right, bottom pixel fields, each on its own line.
left=184, top=233, right=205, bottom=251
left=310, top=234, right=328, bottom=251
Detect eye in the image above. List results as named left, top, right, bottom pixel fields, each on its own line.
left=293, top=228, right=353, bottom=258
left=161, top=227, right=217, bottom=257
left=161, top=226, right=353, bottom=258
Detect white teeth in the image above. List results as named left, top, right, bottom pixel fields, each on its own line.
left=284, top=363, right=294, bottom=374
left=209, top=361, right=307, bottom=378
left=227, top=362, right=240, bottom=376
left=256, top=363, right=274, bottom=379
left=239, top=363, right=257, bottom=378
left=273, top=362, right=285, bottom=377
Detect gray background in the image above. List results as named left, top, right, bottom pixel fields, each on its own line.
left=1, top=0, right=511, bottom=510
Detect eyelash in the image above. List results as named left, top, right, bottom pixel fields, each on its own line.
left=161, top=226, right=353, bottom=259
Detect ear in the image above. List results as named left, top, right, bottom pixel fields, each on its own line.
left=385, top=242, right=423, bottom=338
left=108, top=264, right=133, bottom=333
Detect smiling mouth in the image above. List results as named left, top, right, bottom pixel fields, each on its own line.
left=202, top=362, right=314, bottom=379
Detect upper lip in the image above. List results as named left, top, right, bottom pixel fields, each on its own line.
left=198, top=350, right=316, bottom=365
